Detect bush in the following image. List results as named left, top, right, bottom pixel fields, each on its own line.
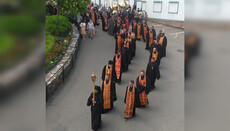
left=0, top=33, right=15, bottom=55
left=46, top=44, right=62, bottom=68
left=46, top=33, right=55, bottom=54
left=46, top=15, right=71, bottom=37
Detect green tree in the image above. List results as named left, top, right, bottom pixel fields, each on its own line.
left=51, top=0, right=90, bottom=15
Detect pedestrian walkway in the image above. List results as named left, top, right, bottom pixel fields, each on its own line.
left=46, top=23, right=184, bottom=131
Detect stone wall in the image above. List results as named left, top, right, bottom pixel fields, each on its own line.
left=46, top=27, right=80, bottom=100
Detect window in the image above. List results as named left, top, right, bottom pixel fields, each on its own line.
left=137, top=2, right=142, bottom=10
left=112, top=0, right=118, bottom=6
left=142, top=2, right=146, bottom=11
left=153, top=1, right=162, bottom=13
left=168, top=1, right=179, bottom=14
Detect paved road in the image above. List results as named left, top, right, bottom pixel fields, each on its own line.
left=47, top=22, right=184, bottom=131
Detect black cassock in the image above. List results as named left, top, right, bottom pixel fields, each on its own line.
left=101, top=80, right=117, bottom=113
left=87, top=89, right=103, bottom=130
left=127, top=43, right=132, bottom=64
left=89, top=11, right=96, bottom=26
left=160, top=36, right=167, bottom=57
left=146, top=29, right=156, bottom=49
left=121, top=32, right=126, bottom=40
left=124, top=86, right=139, bottom=117
left=146, top=62, right=160, bottom=90
left=96, top=13, right=100, bottom=26
left=157, top=33, right=161, bottom=41
left=132, top=23, right=137, bottom=38
left=101, top=17, right=108, bottom=31
left=101, top=65, right=117, bottom=83
left=121, top=47, right=129, bottom=72
left=114, top=34, right=124, bottom=54
left=113, top=25, right=120, bottom=38
left=108, top=19, right=115, bottom=36
left=130, top=37, right=136, bottom=57
left=141, top=24, right=149, bottom=42
left=150, top=43, right=162, bottom=65
left=113, top=55, right=124, bottom=83
left=136, top=76, right=151, bottom=107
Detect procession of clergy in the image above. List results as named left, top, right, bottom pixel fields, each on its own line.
left=87, top=3, right=167, bottom=130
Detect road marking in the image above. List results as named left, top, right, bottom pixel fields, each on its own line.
left=153, top=24, right=162, bottom=27
left=169, top=31, right=184, bottom=35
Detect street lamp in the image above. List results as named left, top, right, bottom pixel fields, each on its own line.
left=57, top=0, right=60, bottom=42
left=91, top=72, right=97, bottom=106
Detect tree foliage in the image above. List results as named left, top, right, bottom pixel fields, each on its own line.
left=51, top=0, right=90, bottom=15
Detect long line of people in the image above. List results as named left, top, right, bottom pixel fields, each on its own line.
left=87, top=3, right=168, bottom=130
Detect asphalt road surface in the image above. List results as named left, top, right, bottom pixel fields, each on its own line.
left=47, top=22, right=184, bottom=131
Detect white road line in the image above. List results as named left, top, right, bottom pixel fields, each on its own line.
left=153, top=24, right=162, bottom=27
left=169, top=31, right=184, bottom=35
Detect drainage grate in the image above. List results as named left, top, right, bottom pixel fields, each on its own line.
left=177, top=49, right=184, bottom=53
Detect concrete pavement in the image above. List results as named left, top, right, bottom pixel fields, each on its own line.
left=46, top=22, right=184, bottom=131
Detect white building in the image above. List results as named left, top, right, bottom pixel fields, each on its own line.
left=92, top=0, right=134, bottom=8
left=138, top=0, right=184, bottom=22
left=92, top=0, right=184, bottom=22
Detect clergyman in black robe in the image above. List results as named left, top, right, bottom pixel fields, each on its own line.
left=150, top=42, right=162, bottom=65
left=149, top=47, right=160, bottom=66
left=89, top=10, right=96, bottom=26
left=95, top=11, right=100, bottom=26
left=101, top=74, right=117, bottom=113
left=124, top=80, right=139, bottom=119
left=101, top=60, right=117, bottom=83
left=146, top=57, right=160, bottom=90
left=121, top=46, right=129, bottom=72
left=115, top=31, right=124, bottom=54
left=157, top=30, right=162, bottom=41
left=146, top=26, right=156, bottom=49
left=113, top=50, right=124, bottom=83
left=158, top=32, right=168, bottom=57
left=130, top=32, right=136, bottom=57
left=127, top=34, right=133, bottom=61
left=108, top=17, right=115, bottom=36
left=136, top=70, right=151, bottom=107
left=87, top=86, right=103, bottom=130
left=132, top=20, right=137, bottom=37
left=124, top=39, right=132, bottom=65
left=141, top=20, right=148, bottom=42
left=113, top=22, right=121, bottom=38
left=102, top=15, right=108, bottom=31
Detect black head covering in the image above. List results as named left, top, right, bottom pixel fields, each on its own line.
left=108, top=60, right=113, bottom=65
left=95, top=85, right=101, bottom=93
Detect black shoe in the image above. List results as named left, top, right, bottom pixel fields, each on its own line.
left=91, top=37, right=93, bottom=39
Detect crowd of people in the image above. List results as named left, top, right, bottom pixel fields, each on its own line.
left=86, top=3, right=168, bottom=130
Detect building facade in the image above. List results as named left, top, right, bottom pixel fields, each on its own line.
left=138, top=0, right=184, bottom=22
left=92, top=0, right=135, bottom=8
left=92, top=0, right=184, bottom=22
